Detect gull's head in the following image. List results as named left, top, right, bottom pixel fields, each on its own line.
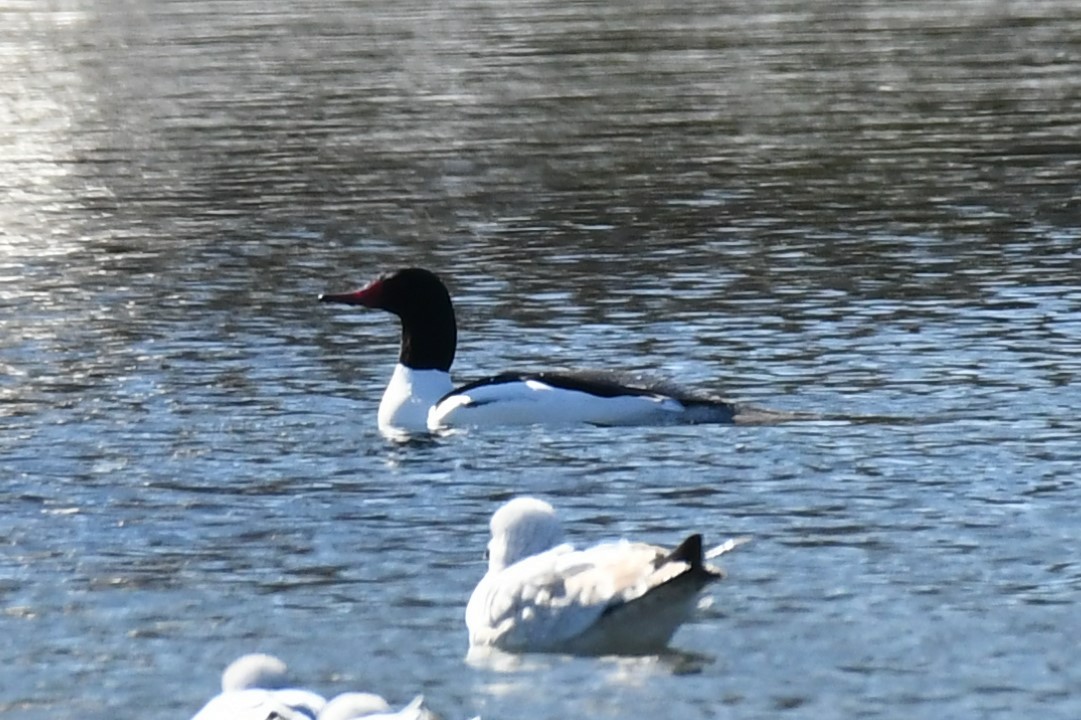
left=220, top=653, right=290, bottom=692
left=487, top=497, right=564, bottom=572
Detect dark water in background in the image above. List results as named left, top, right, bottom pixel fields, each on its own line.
left=2, top=1, right=1080, bottom=718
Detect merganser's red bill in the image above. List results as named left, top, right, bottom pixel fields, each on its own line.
left=318, top=278, right=385, bottom=307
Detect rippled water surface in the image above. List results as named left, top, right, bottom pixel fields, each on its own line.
left=2, top=1, right=1080, bottom=718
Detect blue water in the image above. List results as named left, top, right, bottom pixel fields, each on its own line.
left=2, top=1, right=1080, bottom=718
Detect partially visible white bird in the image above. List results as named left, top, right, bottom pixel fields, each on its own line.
left=191, top=653, right=326, bottom=720
left=466, top=497, right=747, bottom=655
left=318, top=693, right=436, bottom=720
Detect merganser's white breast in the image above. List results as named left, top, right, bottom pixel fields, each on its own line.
left=378, top=364, right=454, bottom=433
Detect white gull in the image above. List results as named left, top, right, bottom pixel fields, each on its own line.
left=465, top=497, right=747, bottom=655
left=191, top=653, right=326, bottom=720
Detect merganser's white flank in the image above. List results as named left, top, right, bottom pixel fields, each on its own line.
left=191, top=654, right=326, bottom=720
left=465, top=497, right=747, bottom=655
left=319, top=268, right=758, bottom=435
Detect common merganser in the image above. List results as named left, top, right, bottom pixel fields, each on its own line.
left=319, top=268, right=751, bottom=435
left=465, top=497, right=747, bottom=655
left=191, top=654, right=326, bottom=720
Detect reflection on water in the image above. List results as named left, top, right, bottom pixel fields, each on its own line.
left=1, top=1, right=1080, bottom=719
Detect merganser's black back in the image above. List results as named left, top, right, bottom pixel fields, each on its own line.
left=444, top=369, right=739, bottom=423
